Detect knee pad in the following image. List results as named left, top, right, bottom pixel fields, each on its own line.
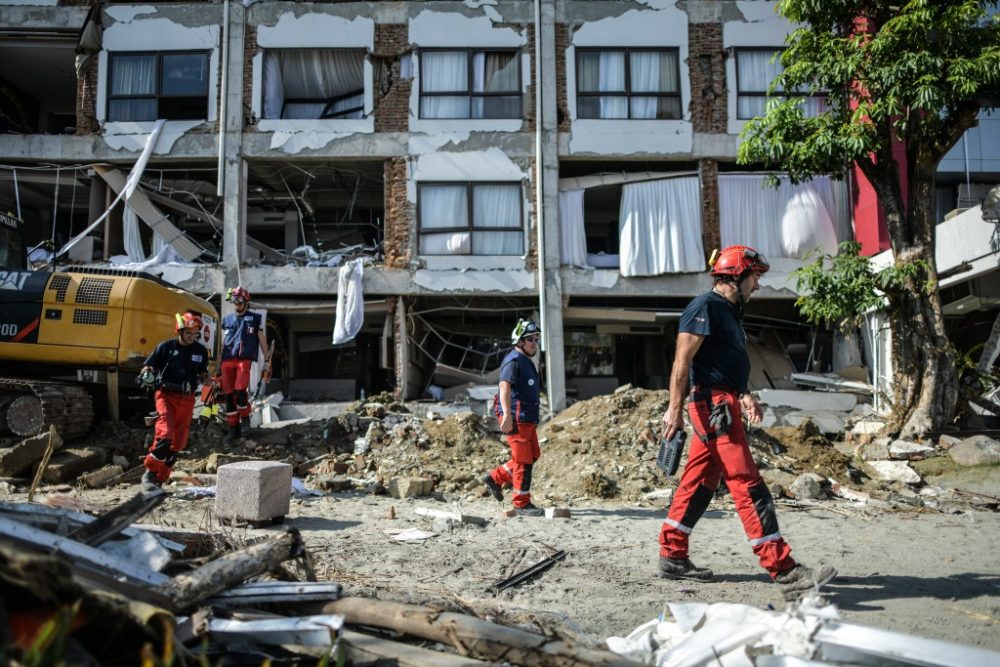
left=677, top=483, right=715, bottom=530
left=520, top=463, right=534, bottom=492
left=748, top=481, right=779, bottom=536
left=224, top=392, right=236, bottom=412
left=234, top=388, right=249, bottom=410
left=148, top=438, right=173, bottom=460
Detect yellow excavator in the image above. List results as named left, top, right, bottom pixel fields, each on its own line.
left=0, top=211, right=217, bottom=439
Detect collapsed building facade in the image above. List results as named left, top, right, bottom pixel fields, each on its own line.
left=1, top=0, right=998, bottom=412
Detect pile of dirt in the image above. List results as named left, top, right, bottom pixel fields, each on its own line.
left=63, top=388, right=883, bottom=502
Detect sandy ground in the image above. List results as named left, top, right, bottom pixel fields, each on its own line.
left=23, top=481, right=997, bottom=656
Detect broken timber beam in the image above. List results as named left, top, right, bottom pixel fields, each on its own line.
left=155, top=528, right=304, bottom=612
left=66, top=489, right=166, bottom=546
left=341, top=629, right=497, bottom=667
left=315, top=597, right=643, bottom=667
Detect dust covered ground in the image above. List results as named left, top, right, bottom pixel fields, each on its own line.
left=4, top=388, right=1000, bottom=655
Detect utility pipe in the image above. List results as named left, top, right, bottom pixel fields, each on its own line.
left=533, top=0, right=549, bottom=374
left=216, top=0, right=230, bottom=197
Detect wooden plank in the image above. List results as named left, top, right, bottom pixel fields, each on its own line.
left=94, top=164, right=202, bottom=261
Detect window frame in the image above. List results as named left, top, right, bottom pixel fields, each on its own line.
left=264, top=47, right=367, bottom=120
left=574, top=46, right=682, bottom=120
left=734, top=47, right=827, bottom=120
left=416, top=180, right=525, bottom=256
left=106, top=50, right=211, bottom=122
left=418, top=47, right=523, bottom=120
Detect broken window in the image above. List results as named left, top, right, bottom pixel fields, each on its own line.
left=419, top=49, right=521, bottom=119
left=107, top=52, right=210, bottom=121
left=735, top=48, right=826, bottom=119
left=418, top=182, right=523, bottom=255
left=262, top=49, right=365, bottom=120
left=576, top=48, right=681, bottom=120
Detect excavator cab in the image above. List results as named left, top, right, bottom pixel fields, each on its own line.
left=0, top=210, right=25, bottom=270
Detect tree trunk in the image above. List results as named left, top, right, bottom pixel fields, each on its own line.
left=880, top=166, right=959, bottom=438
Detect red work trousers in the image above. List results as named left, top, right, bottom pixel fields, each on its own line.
left=144, top=389, right=196, bottom=483
left=220, top=358, right=254, bottom=426
left=659, top=386, right=795, bottom=578
left=488, top=422, right=541, bottom=509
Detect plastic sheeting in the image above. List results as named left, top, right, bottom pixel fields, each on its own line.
left=333, top=258, right=364, bottom=345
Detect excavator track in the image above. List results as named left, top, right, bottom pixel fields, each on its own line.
left=0, top=379, right=94, bottom=441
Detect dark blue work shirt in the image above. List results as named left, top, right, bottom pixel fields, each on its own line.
left=221, top=310, right=263, bottom=361
left=144, top=338, right=209, bottom=394
left=679, top=290, right=750, bottom=394
left=495, top=348, right=541, bottom=424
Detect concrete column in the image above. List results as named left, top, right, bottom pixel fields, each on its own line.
left=538, top=0, right=566, bottom=414
left=221, top=1, right=246, bottom=275
left=396, top=296, right=410, bottom=400
left=87, top=174, right=107, bottom=259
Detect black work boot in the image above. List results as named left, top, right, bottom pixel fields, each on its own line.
left=657, top=557, right=715, bottom=582
left=224, top=422, right=241, bottom=444
left=775, top=563, right=837, bottom=601
left=141, top=471, right=161, bottom=492
left=482, top=473, right=504, bottom=502
left=514, top=503, right=545, bottom=517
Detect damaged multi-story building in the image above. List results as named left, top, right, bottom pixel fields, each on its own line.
left=1, top=0, right=998, bottom=411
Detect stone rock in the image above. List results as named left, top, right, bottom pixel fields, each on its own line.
left=856, top=441, right=890, bottom=461
left=937, top=434, right=962, bottom=450
left=789, top=473, right=825, bottom=500
left=388, top=476, right=434, bottom=499
left=949, top=436, right=1000, bottom=466
left=867, top=460, right=922, bottom=485
left=315, top=475, right=355, bottom=492
left=888, top=439, right=935, bottom=460
left=205, top=452, right=256, bottom=474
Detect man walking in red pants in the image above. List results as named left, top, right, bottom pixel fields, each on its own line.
left=140, top=311, right=210, bottom=491
left=482, top=319, right=545, bottom=516
left=659, top=245, right=836, bottom=601
left=220, top=285, right=270, bottom=444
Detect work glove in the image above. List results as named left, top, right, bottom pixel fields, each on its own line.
left=137, top=368, right=156, bottom=389
left=708, top=401, right=732, bottom=435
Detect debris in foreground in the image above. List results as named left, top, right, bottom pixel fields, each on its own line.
left=606, top=595, right=1000, bottom=666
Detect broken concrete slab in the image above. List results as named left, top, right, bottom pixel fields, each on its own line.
left=757, top=389, right=858, bottom=412
left=0, top=430, right=64, bottom=476
left=789, top=473, right=825, bottom=500
left=40, top=447, right=104, bottom=483
left=867, top=460, right=922, bottom=485
left=888, top=439, right=936, bottom=460
left=782, top=410, right=848, bottom=434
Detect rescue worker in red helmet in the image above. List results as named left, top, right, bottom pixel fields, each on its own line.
left=657, top=245, right=837, bottom=600
left=481, top=318, right=545, bottom=516
left=140, top=311, right=211, bottom=491
left=220, top=286, right=270, bottom=444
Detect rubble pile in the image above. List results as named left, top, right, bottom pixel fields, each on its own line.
left=3, top=387, right=999, bottom=511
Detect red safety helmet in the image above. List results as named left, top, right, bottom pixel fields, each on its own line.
left=227, top=285, right=251, bottom=304
left=709, top=245, right=770, bottom=278
left=175, top=311, right=204, bottom=334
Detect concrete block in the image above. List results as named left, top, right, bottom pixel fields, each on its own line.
left=0, top=430, right=63, bottom=476
left=41, top=447, right=103, bottom=483
left=545, top=507, right=571, bottom=519
left=216, top=461, right=292, bottom=522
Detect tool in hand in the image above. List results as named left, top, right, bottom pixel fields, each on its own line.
left=657, top=429, right=688, bottom=476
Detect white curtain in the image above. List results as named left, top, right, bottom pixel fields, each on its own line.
left=470, top=51, right=520, bottom=118
left=736, top=50, right=781, bottom=119
left=630, top=51, right=676, bottom=119
left=109, top=54, right=156, bottom=121
left=333, top=259, right=364, bottom=345
left=262, top=49, right=364, bottom=120
left=473, top=184, right=522, bottom=255
left=419, top=184, right=523, bottom=255
left=419, top=185, right=468, bottom=254
left=123, top=205, right=145, bottom=262
left=619, top=176, right=704, bottom=276
left=718, top=174, right=844, bottom=259
left=421, top=51, right=469, bottom=118
left=559, top=189, right=587, bottom=267
left=578, top=50, right=627, bottom=119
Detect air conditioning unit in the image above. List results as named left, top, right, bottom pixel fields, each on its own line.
left=957, top=183, right=995, bottom=209
left=940, top=278, right=1000, bottom=315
